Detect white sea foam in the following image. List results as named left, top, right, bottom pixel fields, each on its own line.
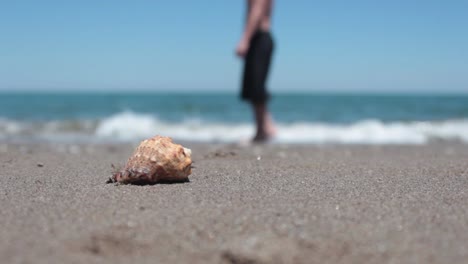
left=94, top=111, right=253, bottom=142
left=94, top=111, right=468, bottom=144
left=2, top=111, right=468, bottom=144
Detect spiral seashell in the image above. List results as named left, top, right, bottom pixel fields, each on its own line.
left=108, top=136, right=192, bottom=184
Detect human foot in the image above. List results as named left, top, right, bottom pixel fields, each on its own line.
left=252, top=125, right=276, bottom=143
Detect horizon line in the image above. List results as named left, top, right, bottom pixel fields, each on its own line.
left=1, top=89, right=468, bottom=96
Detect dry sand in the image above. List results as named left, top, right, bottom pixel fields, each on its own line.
left=0, top=142, right=467, bottom=264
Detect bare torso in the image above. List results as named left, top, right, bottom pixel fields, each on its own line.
left=247, top=0, right=273, bottom=31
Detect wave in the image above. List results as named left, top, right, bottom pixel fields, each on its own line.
left=1, top=111, right=468, bottom=144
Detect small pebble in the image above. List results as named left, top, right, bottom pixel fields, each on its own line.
left=37, top=163, right=44, bottom=167
left=127, top=221, right=136, bottom=228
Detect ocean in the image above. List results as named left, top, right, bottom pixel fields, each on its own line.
left=1, top=92, right=468, bottom=144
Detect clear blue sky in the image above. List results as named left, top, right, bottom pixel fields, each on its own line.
left=1, top=1, right=467, bottom=93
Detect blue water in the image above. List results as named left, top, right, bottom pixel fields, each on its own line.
left=1, top=92, right=468, bottom=144
left=1, top=92, right=468, bottom=123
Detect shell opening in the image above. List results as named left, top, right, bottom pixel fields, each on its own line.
left=183, top=148, right=192, bottom=156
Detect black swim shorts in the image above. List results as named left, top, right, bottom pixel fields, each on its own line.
left=241, top=30, right=274, bottom=103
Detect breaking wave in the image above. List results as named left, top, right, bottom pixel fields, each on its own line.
left=1, top=111, right=468, bottom=144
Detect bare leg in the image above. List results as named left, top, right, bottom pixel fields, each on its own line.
left=252, top=102, right=276, bottom=142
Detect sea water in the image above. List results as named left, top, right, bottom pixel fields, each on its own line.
left=1, top=92, right=468, bottom=144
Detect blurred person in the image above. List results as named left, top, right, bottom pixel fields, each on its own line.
left=236, top=0, right=276, bottom=142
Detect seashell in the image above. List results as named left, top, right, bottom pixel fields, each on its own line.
left=108, top=135, right=192, bottom=184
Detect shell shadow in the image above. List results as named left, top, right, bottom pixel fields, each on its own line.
left=106, top=178, right=191, bottom=186
left=132, top=178, right=191, bottom=186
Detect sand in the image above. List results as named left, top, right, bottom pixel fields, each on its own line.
left=0, top=142, right=467, bottom=264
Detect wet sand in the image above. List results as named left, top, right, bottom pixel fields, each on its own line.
left=0, top=142, right=467, bottom=263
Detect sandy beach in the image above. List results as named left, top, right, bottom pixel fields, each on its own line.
left=0, top=142, right=467, bottom=263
